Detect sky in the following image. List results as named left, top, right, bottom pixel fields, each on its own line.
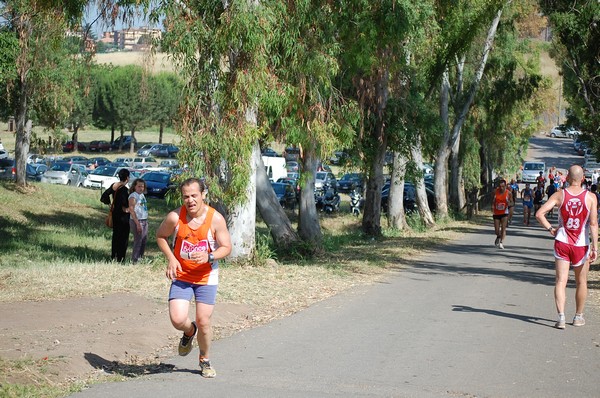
left=83, top=3, right=163, bottom=37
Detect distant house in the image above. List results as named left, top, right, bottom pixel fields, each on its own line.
left=114, top=27, right=162, bottom=51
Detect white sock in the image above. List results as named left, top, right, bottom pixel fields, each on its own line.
left=558, top=313, right=565, bottom=321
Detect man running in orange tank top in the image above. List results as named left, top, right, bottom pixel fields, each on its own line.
left=492, top=179, right=513, bottom=249
left=156, top=178, right=232, bottom=377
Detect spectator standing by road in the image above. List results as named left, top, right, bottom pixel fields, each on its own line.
left=536, top=165, right=598, bottom=329
left=128, top=178, right=148, bottom=264
left=492, top=179, right=513, bottom=249
left=156, top=178, right=232, bottom=378
left=101, top=168, right=131, bottom=262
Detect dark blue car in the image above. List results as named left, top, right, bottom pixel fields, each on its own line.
left=271, top=182, right=296, bottom=209
left=144, top=172, right=175, bottom=198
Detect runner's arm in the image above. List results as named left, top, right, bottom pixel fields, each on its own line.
left=156, top=210, right=182, bottom=280
left=588, top=192, right=598, bottom=261
left=535, top=191, right=562, bottom=234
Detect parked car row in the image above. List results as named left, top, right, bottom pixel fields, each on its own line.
left=61, top=135, right=180, bottom=156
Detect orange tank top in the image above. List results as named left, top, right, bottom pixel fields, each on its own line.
left=493, top=189, right=510, bottom=216
left=173, top=205, right=219, bottom=285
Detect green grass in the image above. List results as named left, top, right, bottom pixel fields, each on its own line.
left=0, top=180, right=484, bottom=397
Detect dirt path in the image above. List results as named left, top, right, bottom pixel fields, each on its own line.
left=0, top=294, right=252, bottom=385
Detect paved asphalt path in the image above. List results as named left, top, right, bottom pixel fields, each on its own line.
left=72, top=136, right=600, bottom=398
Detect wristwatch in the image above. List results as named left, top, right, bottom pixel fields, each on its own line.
left=208, top=253, right=215, bottom=263
left=547, top=226, right=553, bottom=231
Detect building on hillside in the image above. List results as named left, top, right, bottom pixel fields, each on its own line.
left=114, top=27, right=162, bottom=51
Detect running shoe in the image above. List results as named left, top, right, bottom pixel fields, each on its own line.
left=573, top=316, right=585, bottom=327
left=498, top=242, right=505, bottom=249
left=178, top=321, right=197, bottom=356
left=494, top=237, right=500, bottom=247
left=555, top=319, right=566, bottom=329
left=199, top=358, right=216, bottom=378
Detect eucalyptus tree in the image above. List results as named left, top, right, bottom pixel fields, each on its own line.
left=539, top=0, right=600, bottom=139
left=336, top=0, right=432, bottom=237
left=1, top=0, right=87, bottom=185
left=158, top=0, right=281, bottom=259
left=265, top=1, right=356, bottom=249
left=422, top=0, right=510, bottom=216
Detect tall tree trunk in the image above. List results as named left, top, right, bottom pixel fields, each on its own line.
left=110, top=125, right=115, bottom=144
left=129, top=128, right=136, bottom=153
left=72, top=125, right=79, bottom=153
left=411, top=135, right=435, bottom=227
left=227, top=137, right=258, bottom=260
left=434, top=69, right=451, bottom=218
left=387, top=152, right=409, bottom=230
left=159, top=123, right=164, bottom=144
left=255, top=149, right=300, bottom=247
left=448, top=7, right=503, bottom=214
left=362, top=137, right=387, bottom=236
left=298, top=140, right=322, bottom=250
left=14, top=13, right=32, bottom=187
left=361, top=69, right=389, bottom=237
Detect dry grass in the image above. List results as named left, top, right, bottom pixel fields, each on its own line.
left=94, top=52, right=177, bottom=73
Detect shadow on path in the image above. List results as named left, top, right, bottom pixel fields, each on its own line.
left=452, top=305, right=555, bottom=328
left=83, top=353, right=190, bottom=378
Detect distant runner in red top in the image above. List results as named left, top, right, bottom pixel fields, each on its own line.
left=536, top=165, right=598, bottom=329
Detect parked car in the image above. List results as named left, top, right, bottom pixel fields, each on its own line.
left=381, top=182, right=436, bottom=213
left=286, top=161, right=301, bottom=173
left=61, top=156, right=89, bottom=165
left=26, top=153, right=44, bottom=164
left=132, top=157, right=158, bottom=168
left=283, top=146, right=301, bottom=162
left=151, top=144, right=179, bottom=158
left=583, top=160, right=600, bottom=179
left=314, top=171, right=337, bottom=190
left=114, top=157, right=134, bottom=167
left=0, top=158, right=14, bottom=179
left=520, top=161, right=546, bottom=183
left=276, top=177, right=301, bottom=199
left=261, top=147, right=280, bottom=157
left=40, top=163, right=87, bottom=186
left=137, top=144, right=162, bottom=157
left=62, top=141, right=87, bottom=152
left=87, top=157, right=111, bottom=169
left=158, top=159, right=179, bottom=170
left=144, top=171, right=175, bottom=198
left=549, top=125, right=570, bottom=138
left=271, top=182, right=297, bottom=209
left=88, top=140, right=112, bottom=152
left=112, top=135, right=137, bottom=150
left=82, top=166, right=124, bottom=189
left=337, top=173, right=364, bottom=193
left=0, top=147, right=7, bottom=160
left=26, top=163, right=48, bottom=181
left=329, top=150, right=349, bottom=165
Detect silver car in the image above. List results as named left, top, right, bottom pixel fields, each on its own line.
left=521, top=162, right=545, bottom=183
left=40, top=163, right=87, bottom=186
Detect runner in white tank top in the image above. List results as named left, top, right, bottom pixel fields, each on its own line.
left=536, top=165, right=598, bottom=329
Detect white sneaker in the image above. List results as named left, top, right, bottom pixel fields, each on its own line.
left=498, top=242, right=505, bottom=249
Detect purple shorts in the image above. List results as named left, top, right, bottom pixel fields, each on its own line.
left=169, top=280, right=218, bottom=305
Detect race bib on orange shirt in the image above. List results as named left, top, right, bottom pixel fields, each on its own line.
left=180, top=239, right=209, bottom=258
left=496, top=203, right=506, bottom=211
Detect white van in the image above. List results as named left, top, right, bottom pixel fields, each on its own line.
left=262, top=156, right=287, bottom=182
left=521, top=161, right=546, bottom=183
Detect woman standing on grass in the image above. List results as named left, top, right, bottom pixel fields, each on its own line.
left=128, top=178, right=148, bottom=264
left=105, top=168, right=131, bottom=262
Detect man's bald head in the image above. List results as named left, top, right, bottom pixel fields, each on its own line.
left=568, top=165, right=584, bottom=185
